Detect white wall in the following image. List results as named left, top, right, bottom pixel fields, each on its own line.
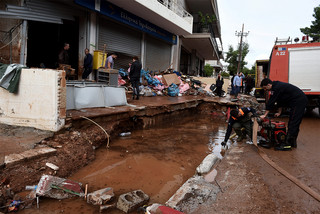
left=0, top=69, right=66, bottom=131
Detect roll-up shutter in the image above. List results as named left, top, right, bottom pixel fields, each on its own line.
left=98, top=17, right=141, bottom=69
left=145, top=35, right=171, bottom=71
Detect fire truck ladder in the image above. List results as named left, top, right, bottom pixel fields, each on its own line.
left=275, top=37, right=292, bottom=45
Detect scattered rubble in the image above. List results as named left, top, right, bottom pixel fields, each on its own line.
left=166, top=175, right=220, bottom=213
left=86, top=187, right=114, bottom=206
left=116, top=190, right=149, bottom=213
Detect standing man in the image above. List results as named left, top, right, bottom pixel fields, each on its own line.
left=129, top=56, right=142, bottom=100
left=82, top=48, right=93, bottom=79
left=221, top=107, right=257, bottom=146
left=105, top=53, right=118, bottom=69
left=58, top=43, right=70, bottom=65
left=260, top=78, right=308, bottom=150
left=215, top=73, right=224, bottom=97
left=245, top=74, right=254, bottom=94
left=233, top=72, right=244, bottom=98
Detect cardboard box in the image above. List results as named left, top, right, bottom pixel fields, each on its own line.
left=162, top=74, right=180, bottom=86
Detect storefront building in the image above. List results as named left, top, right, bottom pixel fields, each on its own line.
left=0, top=0, right=222, bottom=77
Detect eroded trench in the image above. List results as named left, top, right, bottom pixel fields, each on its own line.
left=19, top=103, right=231, bottom=214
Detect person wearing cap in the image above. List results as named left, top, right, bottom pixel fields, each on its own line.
left=221, top=107, right=257, bottom=146
left=260, top=78, right=307, bottom=151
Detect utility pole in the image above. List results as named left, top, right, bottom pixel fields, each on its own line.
left=235, top=24, right=249, bottom=74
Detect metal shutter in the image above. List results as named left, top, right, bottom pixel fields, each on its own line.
left=145, top=35, right=171, bottom=71
left=98, top=17, right=141, bottom=69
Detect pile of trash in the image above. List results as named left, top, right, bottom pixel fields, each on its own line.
left=0, top=174, right=184, bottom=213
left=118, top=69, right=225, bottom=97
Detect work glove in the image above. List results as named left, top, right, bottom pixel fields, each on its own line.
left=221, top=141, right=227, bottom=147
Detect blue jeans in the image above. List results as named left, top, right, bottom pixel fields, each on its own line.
left=234, top=86, right=240, bottom=97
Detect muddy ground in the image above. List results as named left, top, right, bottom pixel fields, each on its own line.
left=192, top=110, right=320, bottom=214
left=1, top=95, right=320, bottom=213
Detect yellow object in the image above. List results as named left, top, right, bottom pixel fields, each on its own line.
left=93, top=50, right=107, bottom=70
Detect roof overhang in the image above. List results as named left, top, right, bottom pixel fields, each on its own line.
left=181, top=33, right=219, bottom=60
left=106, top=0, right=193, bottom=35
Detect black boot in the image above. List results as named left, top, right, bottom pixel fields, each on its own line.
left=258, top=140, right=272, bottom=149
left=275, top=143, right=291, bottom=151
left=275, top=134, right=292, bottom=151
left=291, top=136, right=297, bottom=148
left=132, top=94, right=135, bottom=100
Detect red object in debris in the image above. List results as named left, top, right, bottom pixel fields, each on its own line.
left=158, top=205, right=185, bottom=214
left=226, top=107, right=231, bottom=121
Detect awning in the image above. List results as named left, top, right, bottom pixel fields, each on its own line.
left=181, top=33, right=219, bottom=60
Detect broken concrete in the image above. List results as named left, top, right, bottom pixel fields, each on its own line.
left=196, top=153, right=219, bottom=175
left=165, top=175, right=220, bottom=213
left=4, top=147, right=57, bottom=167
left=116, top=190, right=149, bottom=213
left=99, top=203, right=116, bottom=212
left=86, top=187, right=114, bottom=206
left=45, top=163, right=59, bottom=171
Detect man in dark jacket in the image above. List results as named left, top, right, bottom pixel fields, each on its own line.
left=58, top=43, right=70, bottom=65
left=129, top=56, right=142, bottom=100
left=221, top=107, right=256, bottom=146
left=82, top=48, right=93, bottom=79
left=215, top=73, right=224, bottom=97
left=260, top=78, right=308, bottom=150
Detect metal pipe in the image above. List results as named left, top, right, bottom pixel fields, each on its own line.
left=9, top=31, right=12, bottom=64
left=19, top=20, right=27, bottom=65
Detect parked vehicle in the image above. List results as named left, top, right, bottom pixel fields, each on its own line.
left=255, top=37, right=320, bottom=114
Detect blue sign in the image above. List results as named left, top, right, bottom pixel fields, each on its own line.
left=75, top=0, right=177, bottom=44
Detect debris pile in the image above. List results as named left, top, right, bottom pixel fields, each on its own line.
left=118, top=69, right=227, bottom=97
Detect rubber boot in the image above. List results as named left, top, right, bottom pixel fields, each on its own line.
left=258, top=140, right=272, bottom=149
left=275, top=135, right=292, bottom=151
left=237, top=136, right=244, bottom=142
left=291, top=137, right=297, bottom=148
left=275, top=143, right=291, bottom=151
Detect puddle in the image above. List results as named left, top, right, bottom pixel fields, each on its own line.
left=20, top=115, right=227, bottom=214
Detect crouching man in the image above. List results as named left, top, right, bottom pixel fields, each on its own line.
left=221, top=107, right=257, bottom=146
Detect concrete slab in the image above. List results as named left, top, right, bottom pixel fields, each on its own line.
left=166, top=175, right=220, bottom=213
left=4, top=147, right=56, bottom=167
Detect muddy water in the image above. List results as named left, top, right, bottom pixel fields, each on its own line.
left=20, top=114, right=227, bottom=214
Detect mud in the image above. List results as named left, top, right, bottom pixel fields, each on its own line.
left=18, top=114, right=227, bottom=213
left=1, top=95, right=319, bottom=213
left=192, top=110, right=320, bottom=214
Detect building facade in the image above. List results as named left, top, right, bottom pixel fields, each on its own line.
left=0, top=0, right=222, bottom=76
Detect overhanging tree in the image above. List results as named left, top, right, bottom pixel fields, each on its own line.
left=300, top=4, right=320, bottom=41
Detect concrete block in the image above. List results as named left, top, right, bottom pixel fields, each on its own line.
left=166, top=175, right=220, bottom=213
left=196, top=154, right=219, bottom=175
left=87, top=187, right=114, bottom=205
left=116, top=190, right=149, bottom=213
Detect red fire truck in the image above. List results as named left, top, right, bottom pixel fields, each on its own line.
left=255, top=37, right=320, bottom=114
